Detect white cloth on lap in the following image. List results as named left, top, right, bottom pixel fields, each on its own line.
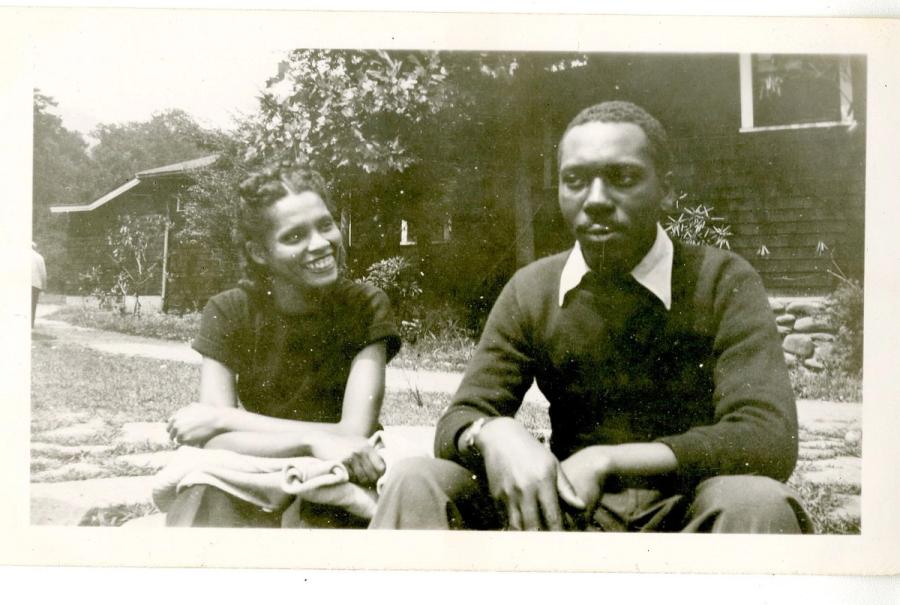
left=152, top=428, right=434, bottom=520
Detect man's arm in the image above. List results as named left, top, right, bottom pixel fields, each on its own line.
left=655, top=256, right=798, bottom=484
left=561, top=254, right=797, bottom=504
left=435, top=271, right=584, bottom=530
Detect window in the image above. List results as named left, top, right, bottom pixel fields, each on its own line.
left=399, top=217, right=452, bottom=246
left=739, top=54, right=854, bottom=132
left=400, top=219, right=416, bottom=246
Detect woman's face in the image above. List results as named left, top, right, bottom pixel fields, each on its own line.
left=249, top=190, right=343, bottom=292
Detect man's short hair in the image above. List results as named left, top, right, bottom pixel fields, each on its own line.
left=559, top=101, right=672, bottom=176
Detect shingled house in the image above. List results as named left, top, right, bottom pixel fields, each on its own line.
left=50, top=155, right=219, bottom=312
left=378, top=52, right=865, bottom=310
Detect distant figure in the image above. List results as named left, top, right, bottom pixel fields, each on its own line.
left=31, top=242, right=46, bottom=328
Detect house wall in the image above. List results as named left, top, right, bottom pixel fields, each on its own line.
left=528, top=53, right=866, bottom=295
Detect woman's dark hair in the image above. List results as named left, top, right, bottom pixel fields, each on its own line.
left=236, top=162, right=340, bottom=292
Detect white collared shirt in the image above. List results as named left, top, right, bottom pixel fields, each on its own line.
left=558, top=223, right=674, bottom=310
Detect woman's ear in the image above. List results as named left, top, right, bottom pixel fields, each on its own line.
left=245, top=240, right=268, bottom=266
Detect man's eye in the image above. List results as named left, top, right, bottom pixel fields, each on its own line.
left=318, top=218, right=336, bottom=231
left=562, top=174, right=585, bottom=189
left=611, top=169, right=640, bottom=187
left=283, top=231, right=304, bottom=243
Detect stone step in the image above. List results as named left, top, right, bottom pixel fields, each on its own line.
left=31, top=475, right=155, bottom=526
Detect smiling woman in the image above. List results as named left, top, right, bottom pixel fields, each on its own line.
left=164, top=162, right=401, bottom=528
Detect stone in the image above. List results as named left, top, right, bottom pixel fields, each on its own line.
left=801, top=456, right=861, bottom=486
left=777, top=325, right=792, bottom=336
left=35, top=419, right=108, bottom=444
left=783, top=352, right=797, bottom=368
left=782, top=334, right=815, bottom=359
left=814, top=342, right=834, bottom=361
left=794, top=316, right=832, bottom=333
left=31, top=475, right=155, bottom=517
left=31, top=496, right=94, bottom=525
left=798, top=448, right=840, bottom=461
left=32, top=462, right=106, bottom=482
left=810, top=332, right=835, bottom=343
left=769, top=299, right=786, bottom=314
left=830, top=494, right=861, bottom=521
left=844, top=429, right=862, bottom=445
left=786, top=300, right=824, bottom=317
left=117, top=450, right=176, bottom=470
left=117, top=422, right=172, bottom=448
left=31, top=442, right=115, bottom=457
left=804, top=357, right=825, bottom=371
left=775, top=314, right=796, bottom=326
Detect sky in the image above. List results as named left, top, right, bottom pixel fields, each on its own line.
left=27, top=1, right=900, bottom=140
left=31, top=12, right=292, bottom=138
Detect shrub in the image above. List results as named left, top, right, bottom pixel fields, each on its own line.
left=823, top=278, right=864, bottom=376
left=358, top=256, right=423, bottom=337
left=664, top=194, right=733, bottom=249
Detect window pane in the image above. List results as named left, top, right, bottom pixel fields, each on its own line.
left=752, top=54, right=842, bottom=127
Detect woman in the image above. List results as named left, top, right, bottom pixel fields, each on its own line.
left=165, top=163, right=401, bottom=527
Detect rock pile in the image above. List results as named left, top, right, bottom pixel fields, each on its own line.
left=770, top=297, right=835, bottom=372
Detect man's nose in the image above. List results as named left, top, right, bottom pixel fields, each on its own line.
left=585, top=176, right=613, bottom=208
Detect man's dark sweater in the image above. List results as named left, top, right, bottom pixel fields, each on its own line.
left=436, top=241, right=798, bottom=487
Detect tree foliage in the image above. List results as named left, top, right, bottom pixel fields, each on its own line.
left=88, top=109, right=226, bottom=197
left=33, top=90, right=97, bottom=288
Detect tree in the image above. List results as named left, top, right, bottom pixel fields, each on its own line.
left=170, top=139, right=245, bottom=309
left=88, top=109, right=226, bottom=198
left=32, top=89, right=96, bottom=289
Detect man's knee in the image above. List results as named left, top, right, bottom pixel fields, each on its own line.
left=689, top=475, right=810, bottom=533
left=381, top=457, right=472, bottom=499
left=372, top=457, right=491, bottom=529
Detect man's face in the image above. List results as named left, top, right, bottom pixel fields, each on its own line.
left=558, top=121, right=671, bottom=274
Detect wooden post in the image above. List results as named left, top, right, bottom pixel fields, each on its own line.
left=160, top=203, right=170, bottom=312
left=514, top=127, right=535, bottom=267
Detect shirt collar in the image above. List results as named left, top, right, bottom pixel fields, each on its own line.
left=558, top=223, right=673, bottom=310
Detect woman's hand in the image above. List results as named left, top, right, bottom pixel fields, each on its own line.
left=559, top=445, right=615, bottom=515
left=308, top=433, right=386, bottom=487
left=167, top=403, right=234, bottom=446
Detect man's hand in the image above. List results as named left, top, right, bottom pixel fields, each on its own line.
left=560, top=445, right=615, bottom=514
left=476, top=417, right=584, bottom=531
left=308, top=433, right=386, bottom=487
left=167, top=403, right=234, bottom=446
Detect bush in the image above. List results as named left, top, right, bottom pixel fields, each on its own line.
left=823, top=279, right=864, bottom=376
left=358, top=256, right=423, bottom=338
left=664, top=194, right=733, bottom=249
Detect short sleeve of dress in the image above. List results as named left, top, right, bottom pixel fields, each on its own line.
left=191, top=289, right=251, bottom=370
left=354, top=283, right=402, bottom=362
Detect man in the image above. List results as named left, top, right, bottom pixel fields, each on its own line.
left=371, top=101, right=810, bottom=533
left=32, top=242, right=47, bottom=328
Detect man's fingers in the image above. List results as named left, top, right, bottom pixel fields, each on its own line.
left=506, top=502, right=523, bottom=531
left=518, top=494, right=542, bottom=531
left=537, top=481, right=564, bottom=531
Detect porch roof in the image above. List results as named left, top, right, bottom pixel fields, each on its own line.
left=50, top=154, right=218, bottom=214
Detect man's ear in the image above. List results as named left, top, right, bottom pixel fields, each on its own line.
left=245, top=240, right=268, bottom=266
left=659, top=172, right=676, bottom=213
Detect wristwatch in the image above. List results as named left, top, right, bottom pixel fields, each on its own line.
left=461, top=416, right=494, bottom=455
